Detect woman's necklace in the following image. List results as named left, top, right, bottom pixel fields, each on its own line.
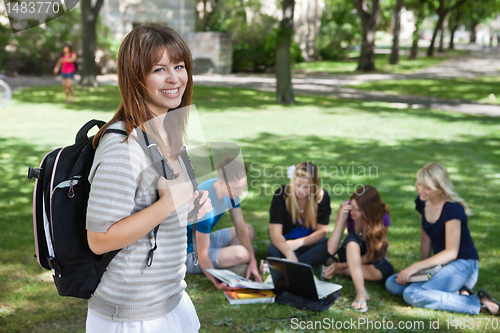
left=295, top=198, right=306, bottom=214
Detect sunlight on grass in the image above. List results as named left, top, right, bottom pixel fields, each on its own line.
left=347, top=76, right=500, bottom=103
left=293, top=55, right=451, bottom=74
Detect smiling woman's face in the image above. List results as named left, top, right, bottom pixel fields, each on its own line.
left=144, top=50, right=188, bottom=116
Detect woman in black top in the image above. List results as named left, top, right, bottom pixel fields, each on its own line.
left=266, top=162, right=331, bottom=266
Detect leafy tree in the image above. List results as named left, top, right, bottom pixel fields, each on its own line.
left=426, top=0, right=470, bottom=57
left=460, top=0, right=500, bottom=44
left=0, top=7, right=81, bottom=74
left=0, top=5, right=117, bottom=76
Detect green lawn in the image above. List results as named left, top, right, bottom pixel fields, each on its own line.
left=292, top=49, right=469, bottom=74
left=1, top=85, right=500, bottom=332
left=346, top=76, right=500, bottom=104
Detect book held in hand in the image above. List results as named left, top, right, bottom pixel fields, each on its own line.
left=408, top=265, right=443, bottom=282
left=224, top=289, right=275, bottom=305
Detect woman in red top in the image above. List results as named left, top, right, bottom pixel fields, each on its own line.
left=53, top=44, right=77, bottom=103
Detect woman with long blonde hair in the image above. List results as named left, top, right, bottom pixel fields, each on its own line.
left=323, top=185, right=393, bottom=312
left=266, top=162, right=331, bottom=265
left=385, top=163, right=498, bottom=316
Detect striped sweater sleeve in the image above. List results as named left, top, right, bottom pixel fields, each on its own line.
left=86, top=131, right=144, bottom=233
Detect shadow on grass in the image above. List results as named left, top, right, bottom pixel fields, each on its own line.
left=194, top=86, right=500, bottom=127
left=0, top=137, right=89, bottom=333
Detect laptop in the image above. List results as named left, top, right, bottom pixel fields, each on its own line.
left=267, top=257, right=342, bottom=300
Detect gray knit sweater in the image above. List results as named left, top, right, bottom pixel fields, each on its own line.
left=86, top=122, right=189, bottom=322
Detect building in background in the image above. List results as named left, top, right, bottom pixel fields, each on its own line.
left=100, top=0, right=231, bottom=74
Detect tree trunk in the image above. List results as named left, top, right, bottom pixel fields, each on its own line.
left=389, top=0, right=404, bottom=65
left=449, top=25, right=457, bottom=49
left=469, top=19, right=477, bottom=43
left=80, top=0, right=104, bottom=87
left=408, top=1, right=424, bottom=60
left=276, top=0, right=295, bottom=105
left=438, top=17, right=446, bottom=53
left=355, top=0, right=382, bottom=72
left=426, top=4, right=446, bottom=57
left=448, top=9, right=461, bottom=49
left=409, top=1, right=424, bottom=60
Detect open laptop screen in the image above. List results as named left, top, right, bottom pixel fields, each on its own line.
left=267, top=257, right=319, bottom=299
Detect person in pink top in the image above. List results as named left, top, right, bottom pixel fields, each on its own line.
left=53, top=44, right=77, bottom=103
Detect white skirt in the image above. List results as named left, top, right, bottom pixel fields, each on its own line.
left=86, top=291, right=200, bottom=333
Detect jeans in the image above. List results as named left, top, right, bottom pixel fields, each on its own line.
left=385, top=259, right=480, bottom=315
left=266, top=238, right=330, bottom=266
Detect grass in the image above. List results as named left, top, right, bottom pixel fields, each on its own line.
left=1, top=85, right=500, bottom=332
left=292, top=48, right=469, bottom=75
left=346, top=76, right=500, bottom=104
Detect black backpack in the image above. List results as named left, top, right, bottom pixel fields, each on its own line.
left=28, top=120, right=127, bottom=298
left=28, top=119, right=199, bottom=299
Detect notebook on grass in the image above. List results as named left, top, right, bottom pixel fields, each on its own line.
left=224, top=289, right=275, bottom=305
left=408, top=265, right=443, bottom=282
left=267, top=257, right=342, bottom=300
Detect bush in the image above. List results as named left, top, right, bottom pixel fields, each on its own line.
left=232, top=23, right=303, bottom=72
left=316, top=0, right=361, bottom=60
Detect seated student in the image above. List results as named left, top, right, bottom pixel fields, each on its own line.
left=385, top=163, right=499, bottom=316
left=266, top=162, right=331, bottom=266
left=185, top=157, right=262, bottom=289
left=323, top=185, right=393, bottom=312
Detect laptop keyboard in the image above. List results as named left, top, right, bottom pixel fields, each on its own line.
left=313, top=276, right=342, bottom=299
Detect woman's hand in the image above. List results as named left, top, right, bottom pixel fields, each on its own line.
left=189, top=190, right=212, bottom=221
left=336, top=201, right=352, bottom=225
left=157, top=176, right=195, bottom=219
left=285, top=252, right=299, bottom=262
left=286, top=238, right=303, bottom=252
left=395, top=264, right=419, bottom=285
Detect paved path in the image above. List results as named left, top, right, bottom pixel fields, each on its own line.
left=4, top=45, right=500, bottom=116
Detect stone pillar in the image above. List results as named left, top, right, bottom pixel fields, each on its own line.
left=185, top=32, right=232, bottom=74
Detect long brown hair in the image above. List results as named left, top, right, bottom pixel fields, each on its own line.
left=285, top=162, right=324, bottom=230
left=93, top=24, right=194, bottom=150
left=351, top=185, right=390, bottom=261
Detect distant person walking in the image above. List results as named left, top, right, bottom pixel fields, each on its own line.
left=53, top=44, right=77, bottom=103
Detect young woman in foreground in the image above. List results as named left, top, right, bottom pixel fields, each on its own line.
left=323, top=185, right=393, bottom=312
left=85, top=24, right=211, bottom=332
left=386, top=163, right=499, bottom=316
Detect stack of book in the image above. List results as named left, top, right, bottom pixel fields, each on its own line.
left=207, top=269, right=275, bottom=305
